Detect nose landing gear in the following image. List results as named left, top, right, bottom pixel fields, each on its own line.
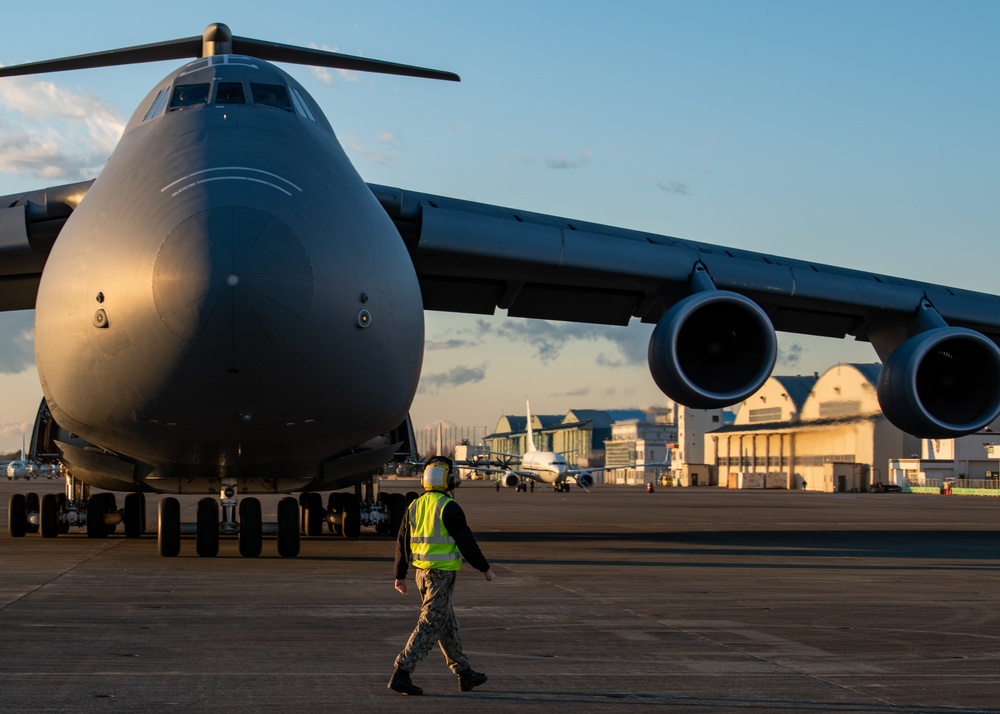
left=157, top=481, right=298, bottom=558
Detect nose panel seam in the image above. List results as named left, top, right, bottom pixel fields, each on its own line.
left=153, top=206, right=313, bottom=351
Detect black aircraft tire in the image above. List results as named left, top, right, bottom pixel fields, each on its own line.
left=25, top=492, right=39, bottom=534
left=158, top=497, right=181, bottom=557
left=388, top=493, right=406, bottom=536
left=8, top=493, right=26, bottom=537
left=196, top=498, right=220, bottom=558
left=342, top=493, right=361, bottom=539
left=405, top=491, right=418, bottom=506
left=86, top=494, right=109, bottom=538
left=277, top=496, right=301, bottom=558
left=40, top=493, right=59, bottom=538
left=302, top=492, right=324, bottom=537
left=238, top=498, right=262, bottom=558
left=123, top=493, right=146, bottom=538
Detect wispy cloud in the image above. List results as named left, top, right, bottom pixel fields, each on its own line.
left=0, top=75, right=124, bottom=179
left=474, top=318, right=650, bottom=367
left=550, top=386, right=591, bottom=398
left=348, top=130, right=403, bottom=165
left=307, top=43, right=362, bottom=87
left=656, top=179, right=689, bottom=195
left=417, top=363, right=487, bottom=394
left=778, top=342, right=805, bottom=367
left=545, top=148, right=592, bottom=170
left=0, top=312, right=35, bottom=374
left=0, top=420, right=32, bottom=441
left=425, top=339, right=474, bottom=351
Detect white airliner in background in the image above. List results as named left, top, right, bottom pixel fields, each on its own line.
left=480, top=403, right=604, bottom=493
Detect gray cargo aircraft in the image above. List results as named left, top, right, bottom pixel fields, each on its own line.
left=3, top=23, right=1000, bottom=557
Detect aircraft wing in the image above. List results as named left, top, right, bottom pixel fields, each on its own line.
left=0, top=180, right=94, bottom=311
left=369, top=182, right=1000, bottom=345
left=371, top=182, right=1000, bottom=437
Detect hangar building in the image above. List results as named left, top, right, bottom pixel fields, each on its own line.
left=709, top=363, right=921, bottom=492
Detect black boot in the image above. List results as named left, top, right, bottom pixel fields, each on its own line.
left=388, top=668, right=423, bottom=695
left=458, top=668, right=488, bottom=691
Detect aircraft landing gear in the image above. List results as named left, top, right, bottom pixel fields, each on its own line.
left=176, top=482, right=298, bottom=559
left=301, top=478, right=410, bottom=540
left=6, top=474, right=138, bottom=540
left=6, top=473, right=412, bottom=557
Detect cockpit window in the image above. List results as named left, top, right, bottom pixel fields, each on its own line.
left=142, top=89, right=169, bottom=121
left=289, top=87, right=316, bottom=121
left=215, top=82, right=246, bottom=105
left=251, top=83, right=292, bottom=111
left=169, top=83, right=211, bottom=109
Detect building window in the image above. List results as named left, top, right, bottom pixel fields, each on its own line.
left=749, top=407, right=782, bottom=423
left=819, top=401, right=861, bottom=418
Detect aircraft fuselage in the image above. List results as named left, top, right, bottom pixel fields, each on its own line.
left=521, top=450, right=569, bottom=484
left=33, top=56, right=424, bottom=488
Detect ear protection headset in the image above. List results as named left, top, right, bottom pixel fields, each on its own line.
left=422, top=455, right=458, bottom=491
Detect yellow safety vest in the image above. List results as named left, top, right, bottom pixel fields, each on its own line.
left=409, top=492, right=461, bottom=571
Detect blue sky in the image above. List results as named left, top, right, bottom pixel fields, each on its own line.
left=0, top=1, right=997, bottom=448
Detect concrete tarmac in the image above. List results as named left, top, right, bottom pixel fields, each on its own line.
left=2, top=478, right=1000, bottom=714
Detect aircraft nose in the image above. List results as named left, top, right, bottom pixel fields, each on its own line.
left=152, top=206, right=313, bottom=351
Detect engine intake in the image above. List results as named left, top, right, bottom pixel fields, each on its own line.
left=503, top=472, right=520, bottom=489
left=648, top=290, right=777, bottom=409
left=575, top=472, right=594, bottom=489
left=877, top=327, right=1000, bottom=437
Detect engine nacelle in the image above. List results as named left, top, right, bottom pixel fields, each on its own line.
left=575, top=472, right=594, bottom=489
left=648, top=290, right=777, bottom=408
left=503, top=472, right=520, bottom=489
left=877, top=327, right=1000, bottom=437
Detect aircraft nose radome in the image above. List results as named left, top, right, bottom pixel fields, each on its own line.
left=152, top=206, right=313, bottom=351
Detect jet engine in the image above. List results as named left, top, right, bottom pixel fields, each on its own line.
left=877, top=327, right=1000, bottom=437
left=648, top=290, right=777, bottom=409
left=575, top=472, right=594, bottom=489
left=503, top=472, right=520, bottom=489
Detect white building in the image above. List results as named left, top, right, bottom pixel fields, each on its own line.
left=710, top=364, right=921, bottom=492
left=603, top=418, right=677, bottom=485
left=672, top=405, right=730, bottom=486
left=888, top=434, right=1000, bottom=493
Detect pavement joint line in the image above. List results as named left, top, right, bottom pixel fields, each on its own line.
left=0, top=539, right=124, bottom=614
left=505, top=565, right=909, bottom=712
left=644, top=614, right=909, bottom=711
left=496, top=559, right=902, bottom=707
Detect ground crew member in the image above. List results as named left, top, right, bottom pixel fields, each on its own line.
left=389, top=456, right=497, bottom=695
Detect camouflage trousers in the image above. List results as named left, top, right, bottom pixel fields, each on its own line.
left=394, top=568, right=470, bottom=674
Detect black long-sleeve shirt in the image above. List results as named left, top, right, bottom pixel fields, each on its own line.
left=394, top=494, right=490, bottom=580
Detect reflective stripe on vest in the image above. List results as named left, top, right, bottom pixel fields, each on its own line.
left=409, top=492, right=461, bottom=570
